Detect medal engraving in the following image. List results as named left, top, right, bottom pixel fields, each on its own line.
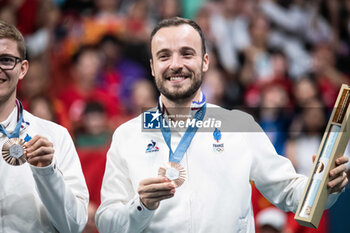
left=165, top=167, right=180, bottom=180
left=2, top=138, right=26, bottom=166
left=158, top=162, right=186, bottom=187
left=9, top=144, right=24, bottom=159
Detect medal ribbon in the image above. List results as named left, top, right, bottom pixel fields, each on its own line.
left=159, top=96, right=206, bottom=163
left=0, top=100, right=24, bottom=138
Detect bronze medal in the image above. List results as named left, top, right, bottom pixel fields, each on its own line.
left=158, top=162, right=186, bottom=188
left=2, top=138, right=26, bottom=166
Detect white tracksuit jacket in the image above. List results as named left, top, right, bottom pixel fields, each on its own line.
left=0, top=106, right=89, bottom=233
left=96, top=103, right=339, bottom=233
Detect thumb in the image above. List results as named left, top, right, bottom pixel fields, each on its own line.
left=312, top=155, right=317, bottom=163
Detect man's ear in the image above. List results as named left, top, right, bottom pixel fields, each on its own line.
left=202, top=53, right=209, bottom=72
left=18, top=60, right=29, bottom=81
left=150, top=59, right=155, bottom=77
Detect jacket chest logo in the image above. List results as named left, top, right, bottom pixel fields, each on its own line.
left=145, top=140, right=159, bottom=153
left=213, top=128, right=224, bottom=153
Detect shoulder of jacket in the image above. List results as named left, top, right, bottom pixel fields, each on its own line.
left=206, top=103, right=255, bottom=121
left=23, top=110, right=67, bottom=134
left=112, top=113, right=143, bottom=137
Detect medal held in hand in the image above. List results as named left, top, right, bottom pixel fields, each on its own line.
left=2, top=138, right=26, bottom=166
left=158, top=96, right=207, bottom=188
left=0, top=100, right=31, bottom=166
left=158, top=162, right=186, bottom=188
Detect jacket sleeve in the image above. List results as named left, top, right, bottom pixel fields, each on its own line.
left=246, top=117, right=340, bottom=213
left=30, top=127, right=89, bottom=233
left=95, top=130, right=155, bottom=233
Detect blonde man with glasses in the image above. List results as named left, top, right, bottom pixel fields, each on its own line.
left=0, top=20, right=89, bottom=232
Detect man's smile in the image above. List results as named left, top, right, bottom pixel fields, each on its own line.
left=165, top=72, right=192, bottom=84
left=0, top=77, right=8, bottom=83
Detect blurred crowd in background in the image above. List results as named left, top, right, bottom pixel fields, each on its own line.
left=1, top=0, right=350, bottom=232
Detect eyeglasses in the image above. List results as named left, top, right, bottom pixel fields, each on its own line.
left=0, top=55, right=22, bottom=70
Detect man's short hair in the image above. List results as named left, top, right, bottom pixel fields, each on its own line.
left=0, top=20, right=26, bottom=59
left=150, top=17, right=206, bottom=57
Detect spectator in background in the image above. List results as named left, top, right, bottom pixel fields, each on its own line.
left=58, top=45, right=120, bottom=130
left=122, top=0, right=152, bottom=68
left=210, top=0, right=250, bottom=74
left=156, top=0, right=182, bottom=21
left=18, top=58, right=49, bottom=102
left=57, top=0, right=125, bottom=66
left=0, top=0, right=60, bottom=60
left=97, top=34, right=147, bottom=111
left=243, top=49, right=293, bottom=108
left=74, top=101, right=112, bottom=149
left=124, top=0, right=152, bottom=44
left=195, top=3, right=216, bottom=54
left=108, top=78, right=158, bottom=130
left=293, top=76, right=321, bottom=109
left=129, top=79, right=158, bottom=115
left=83, top=0, right=125, bottom=45
left=96, top=35, right=123, bottom=104
left=28, top=95, right=56, bottom=122
left=259, top=0, right=332, bottom=45
left=202, top=68, right=225, bottom=106
left=335, top=0, right=350, bottom=74
left=256, top=207, right=287, bottom=233
left=25, top=0, right=60, bottom=59
left=311, top=43, right=349, bottom=108
left=18, top=58, right=71, bottom=130
left=258, top=0, right=327, bottom=78
left=0, top=5, right=16, bottom=26
left=241, top=13, right=272, bottom=87
left=76, top=101, right=112, bottom=233
left=0, top=0, right=40, bottom=36
left=258, top=82, right=292, bottom=155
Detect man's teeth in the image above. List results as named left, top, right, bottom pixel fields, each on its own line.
left=170, top=76, right=185, bottom=81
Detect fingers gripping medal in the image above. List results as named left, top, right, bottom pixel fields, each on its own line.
left=2, top=138, right=26, bottom=166
left=158, top=162, right=186, bottom=187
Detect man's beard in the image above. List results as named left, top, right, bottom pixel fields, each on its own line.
left=155, top=69, right=203, bottom=103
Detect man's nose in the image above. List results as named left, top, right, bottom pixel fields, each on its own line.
left=169, top=54, right=183, bottom=71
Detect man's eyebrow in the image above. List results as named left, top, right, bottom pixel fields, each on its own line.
left=180, top=47, right=196, bottom=54
left=155, top=47, right=197, bottom=57
left=0, top=53, right=17, bottom=57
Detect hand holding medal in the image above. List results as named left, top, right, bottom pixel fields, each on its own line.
left=138, top=177, right=176, bottom=210
left=25, top=135, right=54, bottom=167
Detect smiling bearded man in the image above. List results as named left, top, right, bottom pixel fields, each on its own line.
left=95, top=17, right=348, bottom=233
